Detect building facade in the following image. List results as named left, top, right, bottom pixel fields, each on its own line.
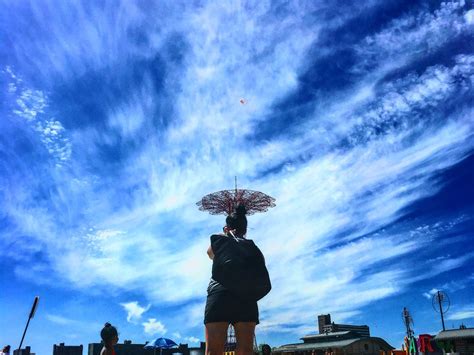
left=434, top=327, right=474, bottom=355
left=274, top=331, right=393, bottom=355
left=318, top=315, right=331, bottom=334
left=274, top=314, right=392, bottom=355
left=317, top=314, right=370, bottom=337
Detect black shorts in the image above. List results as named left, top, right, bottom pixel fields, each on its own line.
left=204, top=290, right=259, bottom=324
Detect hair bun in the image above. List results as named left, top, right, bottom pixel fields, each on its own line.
left=104, top=322, right=111, bottom=327
left=235, top=204, right=247, bottom=216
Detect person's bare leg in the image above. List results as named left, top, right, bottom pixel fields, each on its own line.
left=234, top=322, right=256, bottom=355
left=205, top=322, right=228, bottom=355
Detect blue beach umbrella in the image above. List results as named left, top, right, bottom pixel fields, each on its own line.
left=144, top=338, right=178, bottom=355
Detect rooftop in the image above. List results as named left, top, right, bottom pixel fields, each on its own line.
left=277, top=338, right=360, bottom=351
left=435, top=328, right=474, bottom=340
left=301, top=331, right=354, bottom=341
left=275, top=337, right=394, bottom=352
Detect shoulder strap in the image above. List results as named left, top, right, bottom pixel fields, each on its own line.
left=228, top=230, right=241, bottom=242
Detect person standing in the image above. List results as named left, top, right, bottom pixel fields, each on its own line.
left=100, top=323, right=119, bottom=355
left=204, top=205, right=271, bottom=355
left=0, top=345, right=10, bottom=355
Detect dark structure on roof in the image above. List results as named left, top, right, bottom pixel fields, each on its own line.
left=273, top=314, right=393, bottom=355
left=53, top=343, right=83, bottom=355
left=318, top=314, right=331, bottom=334
left=13, top=347, right=33, bottom=355
left=317, top=314, right=370, bottom=338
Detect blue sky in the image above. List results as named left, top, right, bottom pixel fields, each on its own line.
left=1, top=0, right=473, bottom=354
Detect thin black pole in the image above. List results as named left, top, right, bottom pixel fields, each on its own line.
left=438, top=291, right=446, bottom=331
left=18, top=296, right=39, bottom=354
left=18, top=317, right=31, bottom=352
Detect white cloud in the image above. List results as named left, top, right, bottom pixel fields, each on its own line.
left=120, top=301, right=150, bottom=323
left=431, top=253, right=474, bottom=275
left=143, top=318, right=167, bottom=336
left=355, top=1, right=471, bottom=72
left=6, top=68, right=72, bottom=166
left=422, top=277, right=473, bottom=299
left=2, top=0, right=473, bottom=344
left=186, top=336, right=200, bottom=344
left=465, top=9, right=474, bottom=24
left=46, top=313, right=75, bottom=325
left=422, top=289, right=439, bottom=300
left=447, top=306, right=474, bottom=321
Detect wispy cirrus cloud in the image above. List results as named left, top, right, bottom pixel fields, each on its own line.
left=447, top=306, right=474, bottom=321
left=421, top=275, right=474, bottom=300
left=353, top=0, right=472, bottom=73
left=1, top=0, right=473, bottom=346
left=46, top=313, right=76, bottom=325
left=4, top=67, right=72, bottom=166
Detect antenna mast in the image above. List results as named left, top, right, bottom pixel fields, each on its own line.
left=402, top=307, right=414, bottom=338
left=402, top=307, right=417, bottom=355
left=432, top=290, right=450, bottom=331
left=438, top=291, right=445, bottom=331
